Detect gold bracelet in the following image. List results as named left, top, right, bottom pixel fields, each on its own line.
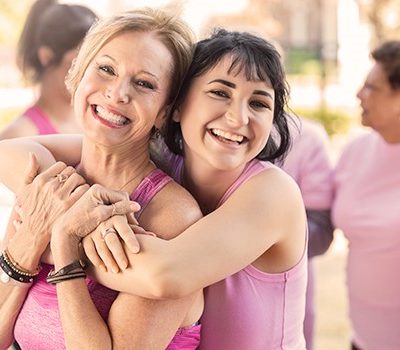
left=4, top=249, right=42, bottom=277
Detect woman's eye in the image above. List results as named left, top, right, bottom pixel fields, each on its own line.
left=136, top=80, right=154, bottom=90
left=250, top=100, right=271, bottom=110
left=210, top=90, right=228, bottom=98
left=99, top=65, right=115, bottom=75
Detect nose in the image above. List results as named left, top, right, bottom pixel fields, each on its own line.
left=225, top=101, right=249, bottom=126
left=105, top=78, right=131, bottom=104
left=356, top=85, right=365, bottom=100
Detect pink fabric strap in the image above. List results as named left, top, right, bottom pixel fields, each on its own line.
left=24, top=106, right=58, bottom=135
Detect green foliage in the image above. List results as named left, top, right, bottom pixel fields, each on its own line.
left=285, top=48, right=322, bottom=75
left=293, top=107, right=352, bottom=137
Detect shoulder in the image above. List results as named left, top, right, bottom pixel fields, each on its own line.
left=336, top=130, right=372, bottom=168
left=0, top=114, right=38, bottom=139
left=139, top=179, right=202, bottom=240
left=229, top=164, right=304, bottom=219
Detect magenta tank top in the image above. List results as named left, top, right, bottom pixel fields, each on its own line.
left=24, top=106, right=58, bottom=135
left=14, top=169, right=173, bottom=349
left=166, top=151, right=307, bottom=350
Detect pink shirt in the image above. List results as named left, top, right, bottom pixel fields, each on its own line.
left=281, top=119, right=333, bottom=350
left=24, top=106, right=58, bottom=135
left=332, top=131, right=400, bottom=350
left=14, top=169, right=199, bottom=350
left=282, top=119, right=333, bottom=210
left=167, top=152, right=307, bottom=349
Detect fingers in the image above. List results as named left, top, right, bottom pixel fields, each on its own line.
left=114, top=215, right=139, bottom=254
left=82, top=236, right=106, bottom=272
left=92, top=184, right=130, bottom=205
left=95, top=200, right=140, bottom=225
left=102, top=228, right=128, bottom=271
left=35, top=161, right=67, bottom=183
left=23, top=152, right=40, bottom=185
left=61, top=171, right=87, bottom=196
left=69, top=183, right=90, bottom=202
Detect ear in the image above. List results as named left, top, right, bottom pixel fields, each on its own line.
left=37, top=46, right=55, bottom=67
left=154, top=104, right=171, bottom=129
left=172, top=108, right=181, bottom=122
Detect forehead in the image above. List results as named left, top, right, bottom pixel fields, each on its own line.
left=201, top=55, right=274, bottom=90
left=95, top=31, right=173, bottom=76
left=366, top=62, right=389, bottom=86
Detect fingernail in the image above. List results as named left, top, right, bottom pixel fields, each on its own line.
left=121, top=261, right=128, bottom=270
left=99, top=264, right=106, bottom=272
left=112, top=267, right=119, bottom=274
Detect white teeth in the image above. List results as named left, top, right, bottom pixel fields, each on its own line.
left=95, top=105, right=129, bottom=125
left=211, top=128, right=244, bottom=143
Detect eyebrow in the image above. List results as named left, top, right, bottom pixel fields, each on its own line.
left=99, top=54, right=158, bottom=79
left=208, top=78, right=274, bottom=99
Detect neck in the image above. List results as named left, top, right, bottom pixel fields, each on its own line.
left=183, top=154, right=246, bottom=215
left=379, top=128, right=400, bottom=144
left=78, top=137, right=154, bottom=192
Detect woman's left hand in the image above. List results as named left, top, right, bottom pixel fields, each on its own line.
left=82, top=217, right=153, bottom=273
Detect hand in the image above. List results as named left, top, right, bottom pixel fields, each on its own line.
left=51, top=184, right=141, bottom=249
left=12, top=153, right=88, bottom=255
left=83, top=218, right=154, bottom=273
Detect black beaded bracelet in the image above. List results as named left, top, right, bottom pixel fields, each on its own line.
left=0, top=253, right=33, bottom=283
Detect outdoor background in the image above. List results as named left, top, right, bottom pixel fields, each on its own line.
left=1, top=0, right=399, bottom=348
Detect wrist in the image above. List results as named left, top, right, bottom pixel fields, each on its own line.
left=51, top=232, right=81, bottom=270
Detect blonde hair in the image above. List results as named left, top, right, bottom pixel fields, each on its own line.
left=66, top=8, right=195, bottom=103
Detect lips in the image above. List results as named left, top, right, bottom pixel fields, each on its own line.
left=91, top=105, right=131, bottom=128
left=209, top=128, right=247, bottom=145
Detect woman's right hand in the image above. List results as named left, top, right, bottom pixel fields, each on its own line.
left=8, top=153, right=89, bottom=267
left=51, top=185, right=141, bottom=257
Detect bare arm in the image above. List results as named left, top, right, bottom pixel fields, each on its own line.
left=51, top=183, right=203, bottom=349
left=0, top=135, right=82, bottom=191
left=0, top=211, right=32, bottom=349
left=92, top=168, right=306, bottom=299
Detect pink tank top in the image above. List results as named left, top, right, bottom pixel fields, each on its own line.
left=167, top=152, right=307, bottom=350
left=24, top=106, right=58, bottom=135
left=14, top=169, right=174, bottom=349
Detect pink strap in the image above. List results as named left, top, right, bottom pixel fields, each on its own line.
left=130, top=169, right=172, bottom=218
left=24, top=106, right=58, bottom=135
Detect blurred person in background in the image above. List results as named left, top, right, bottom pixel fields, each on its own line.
left=282, top=117, right=334, bottom=350
left=332, top=40, right=400, bottom=350
left=0, top=0, right=97, bottom=139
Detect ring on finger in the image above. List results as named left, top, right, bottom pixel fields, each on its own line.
left=101, top=227, right=117, bottom=240
left=56, top=173, right=69, bottom=183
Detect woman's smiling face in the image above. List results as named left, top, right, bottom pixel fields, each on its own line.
left=175, top=55, right=275, bottom=172
left=74, top=30, right=174, bottom=147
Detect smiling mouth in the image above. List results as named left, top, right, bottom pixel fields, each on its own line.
left=209, top=128, right=246, bottom=145
left=92, top=105, right=131, bottom=127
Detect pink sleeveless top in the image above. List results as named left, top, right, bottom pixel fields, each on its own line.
left=13, top=169, right=198, bottom=349
left=167, top=150, right=307, bottom=350
left=24, top=106, right=58, bottom=135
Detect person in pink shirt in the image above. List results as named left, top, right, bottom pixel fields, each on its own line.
left=0, top=9, right=203, bottom=349
left=332, top=40, right=400, bottom=350
left=1, top=29, right=308, bottom=349
left=0, top=0, right=97, bottom=139
left=282, top=117, right=334, bottom=350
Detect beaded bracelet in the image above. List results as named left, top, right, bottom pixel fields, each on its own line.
left=47, top=260, right=87, bottom=285
left=0, top=253, right=34, bottom=283
left=4, top=248, right=42, bottom=276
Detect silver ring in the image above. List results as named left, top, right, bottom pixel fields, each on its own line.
left=56, top=173, right=68, bottom=183
left=101, top=227, right=117, bottom=240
